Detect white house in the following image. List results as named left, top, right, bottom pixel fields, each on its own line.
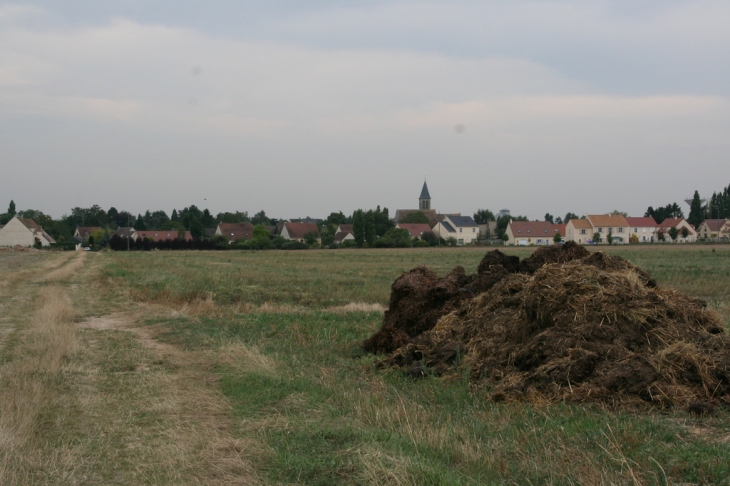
left=432, top=215, right=479, bottom=245
left=625, top=217, right=659, bottom=243
left=334, top=224, right=355, bottom=243
left=657, top=218, right=698, bottom=243
left=565, top=218, right=593, bottom=244
left=0, top=216, right=55, bottom=247
left=505, top=221, right=564, bottom=246
left=281, top=222, right=320, bottom=242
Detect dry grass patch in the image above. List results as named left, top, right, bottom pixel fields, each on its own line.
left=42, top=252, right=86, bottom=282
left=328, top=302, right=386, bottom=314
left=0, top=285, right=77, bottom=485
left=209, top=341, right=278, bottom=375
left=354, top=445, right=416, bottom=486
left=0, top=251, right=73, bottom=289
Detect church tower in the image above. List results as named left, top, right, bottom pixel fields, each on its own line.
left=419, top=181, right=431, bottom=210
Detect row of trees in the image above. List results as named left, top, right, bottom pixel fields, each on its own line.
left=706, top=184, right=730, bottom=220
left=646, top=184, right=730, bottom=230
left=644, top=203, right=684, bottom=225
left=0, top=201, right=280, bottom=243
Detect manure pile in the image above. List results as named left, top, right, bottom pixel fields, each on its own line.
left=364, top=243, right=730, bottom=410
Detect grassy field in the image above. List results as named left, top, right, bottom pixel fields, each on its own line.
left=1, top=245, right=730, bottom=484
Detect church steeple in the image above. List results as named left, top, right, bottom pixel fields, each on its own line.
left=419, top=180, right=431, bottom=210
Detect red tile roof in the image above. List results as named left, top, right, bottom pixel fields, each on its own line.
left=625, top=217, right=658, bottom=227
left=218, top=223, right=254, bottom=241
left=587, top=214, right=629, bottom=228
left=19, top=218, right=42, bottom=231
left=568, top=218, right=593, bottom=229
left=283, top=222, right=320, bottom=240
left=396, top=223, right=433, bottom=238
left=136, top=230, right=192, bottom=242
left=658, top=218, right=696, bottom=233
left=509, top=221, right=564, bottom=238
left=702, top=219, right=728, bottom=232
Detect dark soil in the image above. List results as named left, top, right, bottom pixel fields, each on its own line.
left=365, top=245, right=730, bottom=410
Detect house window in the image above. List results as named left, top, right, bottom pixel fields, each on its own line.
left=581, top=229, right=586, bottom=235
left=472, top=228, right=475, bottom=233
left=598, top=227, right=603, bottom=232
left=458, top=239, right=463, bottom=245
left=459, top=228, right=462, bottom=233
left=634, top=228, right=637, bottom=233
left=618, top=228, right=623, bottom=233
left=527, top=230, right=531, bottom=233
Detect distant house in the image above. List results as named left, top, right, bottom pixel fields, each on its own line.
left=657, top=218, right=698, bottom=242
left=625, top=217, right=659, bottom=243
left=281, top=222, right=320, bottom=242
left=215, top=223, right=254, bottom=243
left=505, top=221, right=564, bottom=246
left=333, top=224, right=354, bottom=243
left=203, top=228, right=217, bottom=238
left=74, top=226, right=101, bottom=243
left=432, top=215, right=479, bottom=245
left=587, top=215, right=629, bottom=244
left=136, top=230, right=193, bottom=242
left=0, top=216, right=55, bottom=247
left=478, top=221, right=498, bottom=240
left=395, top=223, right=433, bottom=240
left=565, top=218, right=593, bottom=244
left=114, top=227, right=138, bottom=241
left=334, top=231, right=355, bottom=243
left=289, top=217, right=323, bottom=224
left=336, top=224, right=353, bottom=234
left=697, top=219, right=729, bottom=239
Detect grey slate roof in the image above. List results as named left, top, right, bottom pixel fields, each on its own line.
left=441, top=221, right=455, bottom=232
left=447, top=216, right=478, bottom=227
left=419, top=181, right=431, bottom=199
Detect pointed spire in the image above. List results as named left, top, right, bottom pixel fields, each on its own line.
left=419, top=181, right=431, bottom=200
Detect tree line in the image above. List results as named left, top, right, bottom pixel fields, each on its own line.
left=0, top=202, right=279, bottom=243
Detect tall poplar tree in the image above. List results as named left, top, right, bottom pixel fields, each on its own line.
left=687, top=190, right=705, bottom=228
left=364, top=210, right=376, bottom=247
left=352, top=209, right=365, bottom=248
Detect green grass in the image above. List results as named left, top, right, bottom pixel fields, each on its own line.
left=101, top=246, right=730, bottom=484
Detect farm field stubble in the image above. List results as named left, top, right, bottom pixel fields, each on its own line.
left=2, top=246, right=729, bottom=483
left=97, top=245, right=730, bottom=484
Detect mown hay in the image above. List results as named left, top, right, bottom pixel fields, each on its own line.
left=368, top=249, right=730, bottom=410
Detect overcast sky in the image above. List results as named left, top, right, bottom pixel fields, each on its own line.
left=1, top=1, right=728, bottom=220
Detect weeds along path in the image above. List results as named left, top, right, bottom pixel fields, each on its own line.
left=57, top=252, right=260, bottom=484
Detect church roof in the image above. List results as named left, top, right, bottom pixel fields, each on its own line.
left=419, top=181, right=431, bottom=200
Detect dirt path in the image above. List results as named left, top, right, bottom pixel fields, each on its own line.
left=0, top=251, right=261, bottom=485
